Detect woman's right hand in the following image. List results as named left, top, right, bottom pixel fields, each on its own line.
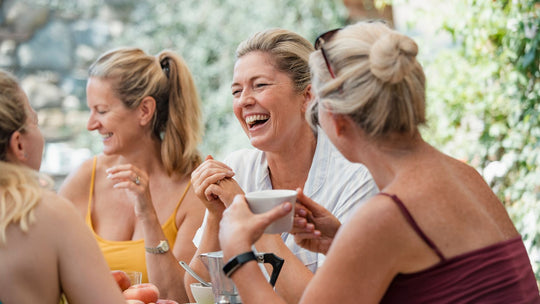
left=220, top=194, right=292, bottom=260
left=191, top=155, right=236, bottom=214
left=290, top=188, right=341, bottom=255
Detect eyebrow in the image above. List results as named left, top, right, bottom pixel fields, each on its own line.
left=231, top=75, right=269, bottom=88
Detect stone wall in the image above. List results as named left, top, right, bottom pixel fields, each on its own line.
left=0, top=0, right=132, bottom=188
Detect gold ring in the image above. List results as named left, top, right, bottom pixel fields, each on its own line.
left=134, top=176, right=141, bottom=185
left=215, top=179, right=221, bottom=185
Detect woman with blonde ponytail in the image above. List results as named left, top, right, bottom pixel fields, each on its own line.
left=59, top=48, right=205, bottom=303
left=0, top=70, right=129, bottom=304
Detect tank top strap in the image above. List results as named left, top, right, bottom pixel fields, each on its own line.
left=379, top=192, right=446, bottom=261
left=173, top=180, right=191, bottom=215
left=87, top=156, right=98, bottom=228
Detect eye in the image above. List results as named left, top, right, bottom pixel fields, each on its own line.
left=232, top=88, right=242, bottom=97
left=254, top=83, right=268, bottom=89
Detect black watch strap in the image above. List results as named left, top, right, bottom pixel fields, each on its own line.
left=223, top=251, right=258, bottom=278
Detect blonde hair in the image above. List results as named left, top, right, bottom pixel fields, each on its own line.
left=0, top=71, right=27, bottom=162
left=0, top=70, right=41, bottom=245
left=89, top=48, right=203, bottom=175
left=309, top=21, right=426, bottom=137
left=236, top=28, right=314, bottom=93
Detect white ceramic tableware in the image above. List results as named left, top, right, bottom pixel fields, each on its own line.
left=190, top=283, right=214, bottom=304
left=244, top=189, right=297, bottom=234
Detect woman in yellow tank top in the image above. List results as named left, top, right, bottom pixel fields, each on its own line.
left=59, top=48, right=206, bottom=304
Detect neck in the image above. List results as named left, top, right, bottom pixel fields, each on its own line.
left=266, top=130, right=317, bottom=190
left=350, top=131, right=428, bottom=190
left=117, top=135, right=168, bottom=177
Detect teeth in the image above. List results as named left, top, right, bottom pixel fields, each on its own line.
left=245, top=114, right=269, bottom=126
left=101, top=133, right=112, bottom=139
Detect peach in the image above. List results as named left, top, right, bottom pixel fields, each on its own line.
left=123, top=283, right=159, bottom=304
left=112, top=270, right=131, bottom=291
left=155, top=300, right=179, bottom=304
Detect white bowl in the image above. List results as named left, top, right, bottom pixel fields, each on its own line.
left=190, top=283, right=214, bottom=304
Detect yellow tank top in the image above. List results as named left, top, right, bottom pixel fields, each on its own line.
left=86, top=156, right=191, bottom=283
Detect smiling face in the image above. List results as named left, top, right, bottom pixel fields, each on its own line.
left=231, top=51, right=309, bottom=152
left=86, top=77, right=141, bottom=155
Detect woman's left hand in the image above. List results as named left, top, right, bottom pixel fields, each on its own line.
left=106, top=164, right=154, bottom=217
left=219, top=194, right=293, bottom=259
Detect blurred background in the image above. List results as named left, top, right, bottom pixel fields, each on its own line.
left=0, top=0, right=538, bottom=283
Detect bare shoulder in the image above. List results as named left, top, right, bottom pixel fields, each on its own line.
left=58, top=157, right=97, bottom=201
left=303, top=195, right=425, bottom=302
left=33, top=190, right=89, bottom=235
left=339, top=194, right=417, bottom=252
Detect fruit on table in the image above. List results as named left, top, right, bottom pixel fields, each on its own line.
left=155, top=300, right=179, bottom=304
left=112, top=270, right=132, bottom=291
left=123, top=283, right=160, bottom=304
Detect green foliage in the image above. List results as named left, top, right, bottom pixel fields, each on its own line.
left=421, top=0, right=540, bottom=280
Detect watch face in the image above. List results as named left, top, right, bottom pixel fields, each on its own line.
left=161, top=240, right=169, bottom=251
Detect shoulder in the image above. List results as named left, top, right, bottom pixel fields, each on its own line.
left=37, top=190, right=85, bottom=226
left=333, top=193, right=422, bottom=268
left=57, top=155, right=104, bottom=209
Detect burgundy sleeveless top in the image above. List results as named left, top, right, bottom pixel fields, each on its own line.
left=378, top=193, right=540, bottom=304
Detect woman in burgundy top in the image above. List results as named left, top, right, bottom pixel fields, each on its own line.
left=216, top=21, right=540, bottom=303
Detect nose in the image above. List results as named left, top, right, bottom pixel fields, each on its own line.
left=86, top=112, right=99, bottom=131
left=237, top=88, right=256, bottom=108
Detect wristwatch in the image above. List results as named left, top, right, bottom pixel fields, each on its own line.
left=145, top=240, right=170, bottom=254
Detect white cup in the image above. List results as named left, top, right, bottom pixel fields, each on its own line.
left=244, top=189, right=297, bottom=234
left=190, top=283, right=214, bottom=304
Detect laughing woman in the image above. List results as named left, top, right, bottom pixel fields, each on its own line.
left=59, top=48, right=205, bottom=303
left=186, top=29, right=378, bottom=303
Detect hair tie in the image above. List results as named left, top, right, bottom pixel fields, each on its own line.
left=160, top=58, right=170, bottom=79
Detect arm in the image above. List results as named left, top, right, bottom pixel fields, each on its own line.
left=50, top=193, right=127, bottom=304
left=105, top=164, right=197, bottom=303
left=252, top=188, right=338, bottom=303
left=219, top=195, right=292, bottom=304
left=298, top=196, right=404, bottom=303
left=185, top=156, right=240, bottom=301
left=220, top=194, right=408, bottom=304
left=253, top=234, right=314, bottom=304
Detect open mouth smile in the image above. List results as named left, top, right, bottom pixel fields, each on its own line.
left=245, top=114, right=270, bottom=129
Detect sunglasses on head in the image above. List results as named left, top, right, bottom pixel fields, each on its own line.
left=314, top=28, right=341, bottom=79
left=314, top=20, right=389, bottom=79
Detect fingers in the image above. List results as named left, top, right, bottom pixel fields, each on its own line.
left=293, top=230, right=322, bottom=240
left=296, top=188, right=326, bottom=217
left=191, top=157, right=235, bottom=198
left=106, top=164, right=146, bottom=189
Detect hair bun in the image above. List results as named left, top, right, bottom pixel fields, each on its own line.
left=369, top=32, right=418, bottom=84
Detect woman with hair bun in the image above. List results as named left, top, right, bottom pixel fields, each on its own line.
left=217, top=21, right=540, bottom=303
left=59, top=48, right=205, bottom=303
